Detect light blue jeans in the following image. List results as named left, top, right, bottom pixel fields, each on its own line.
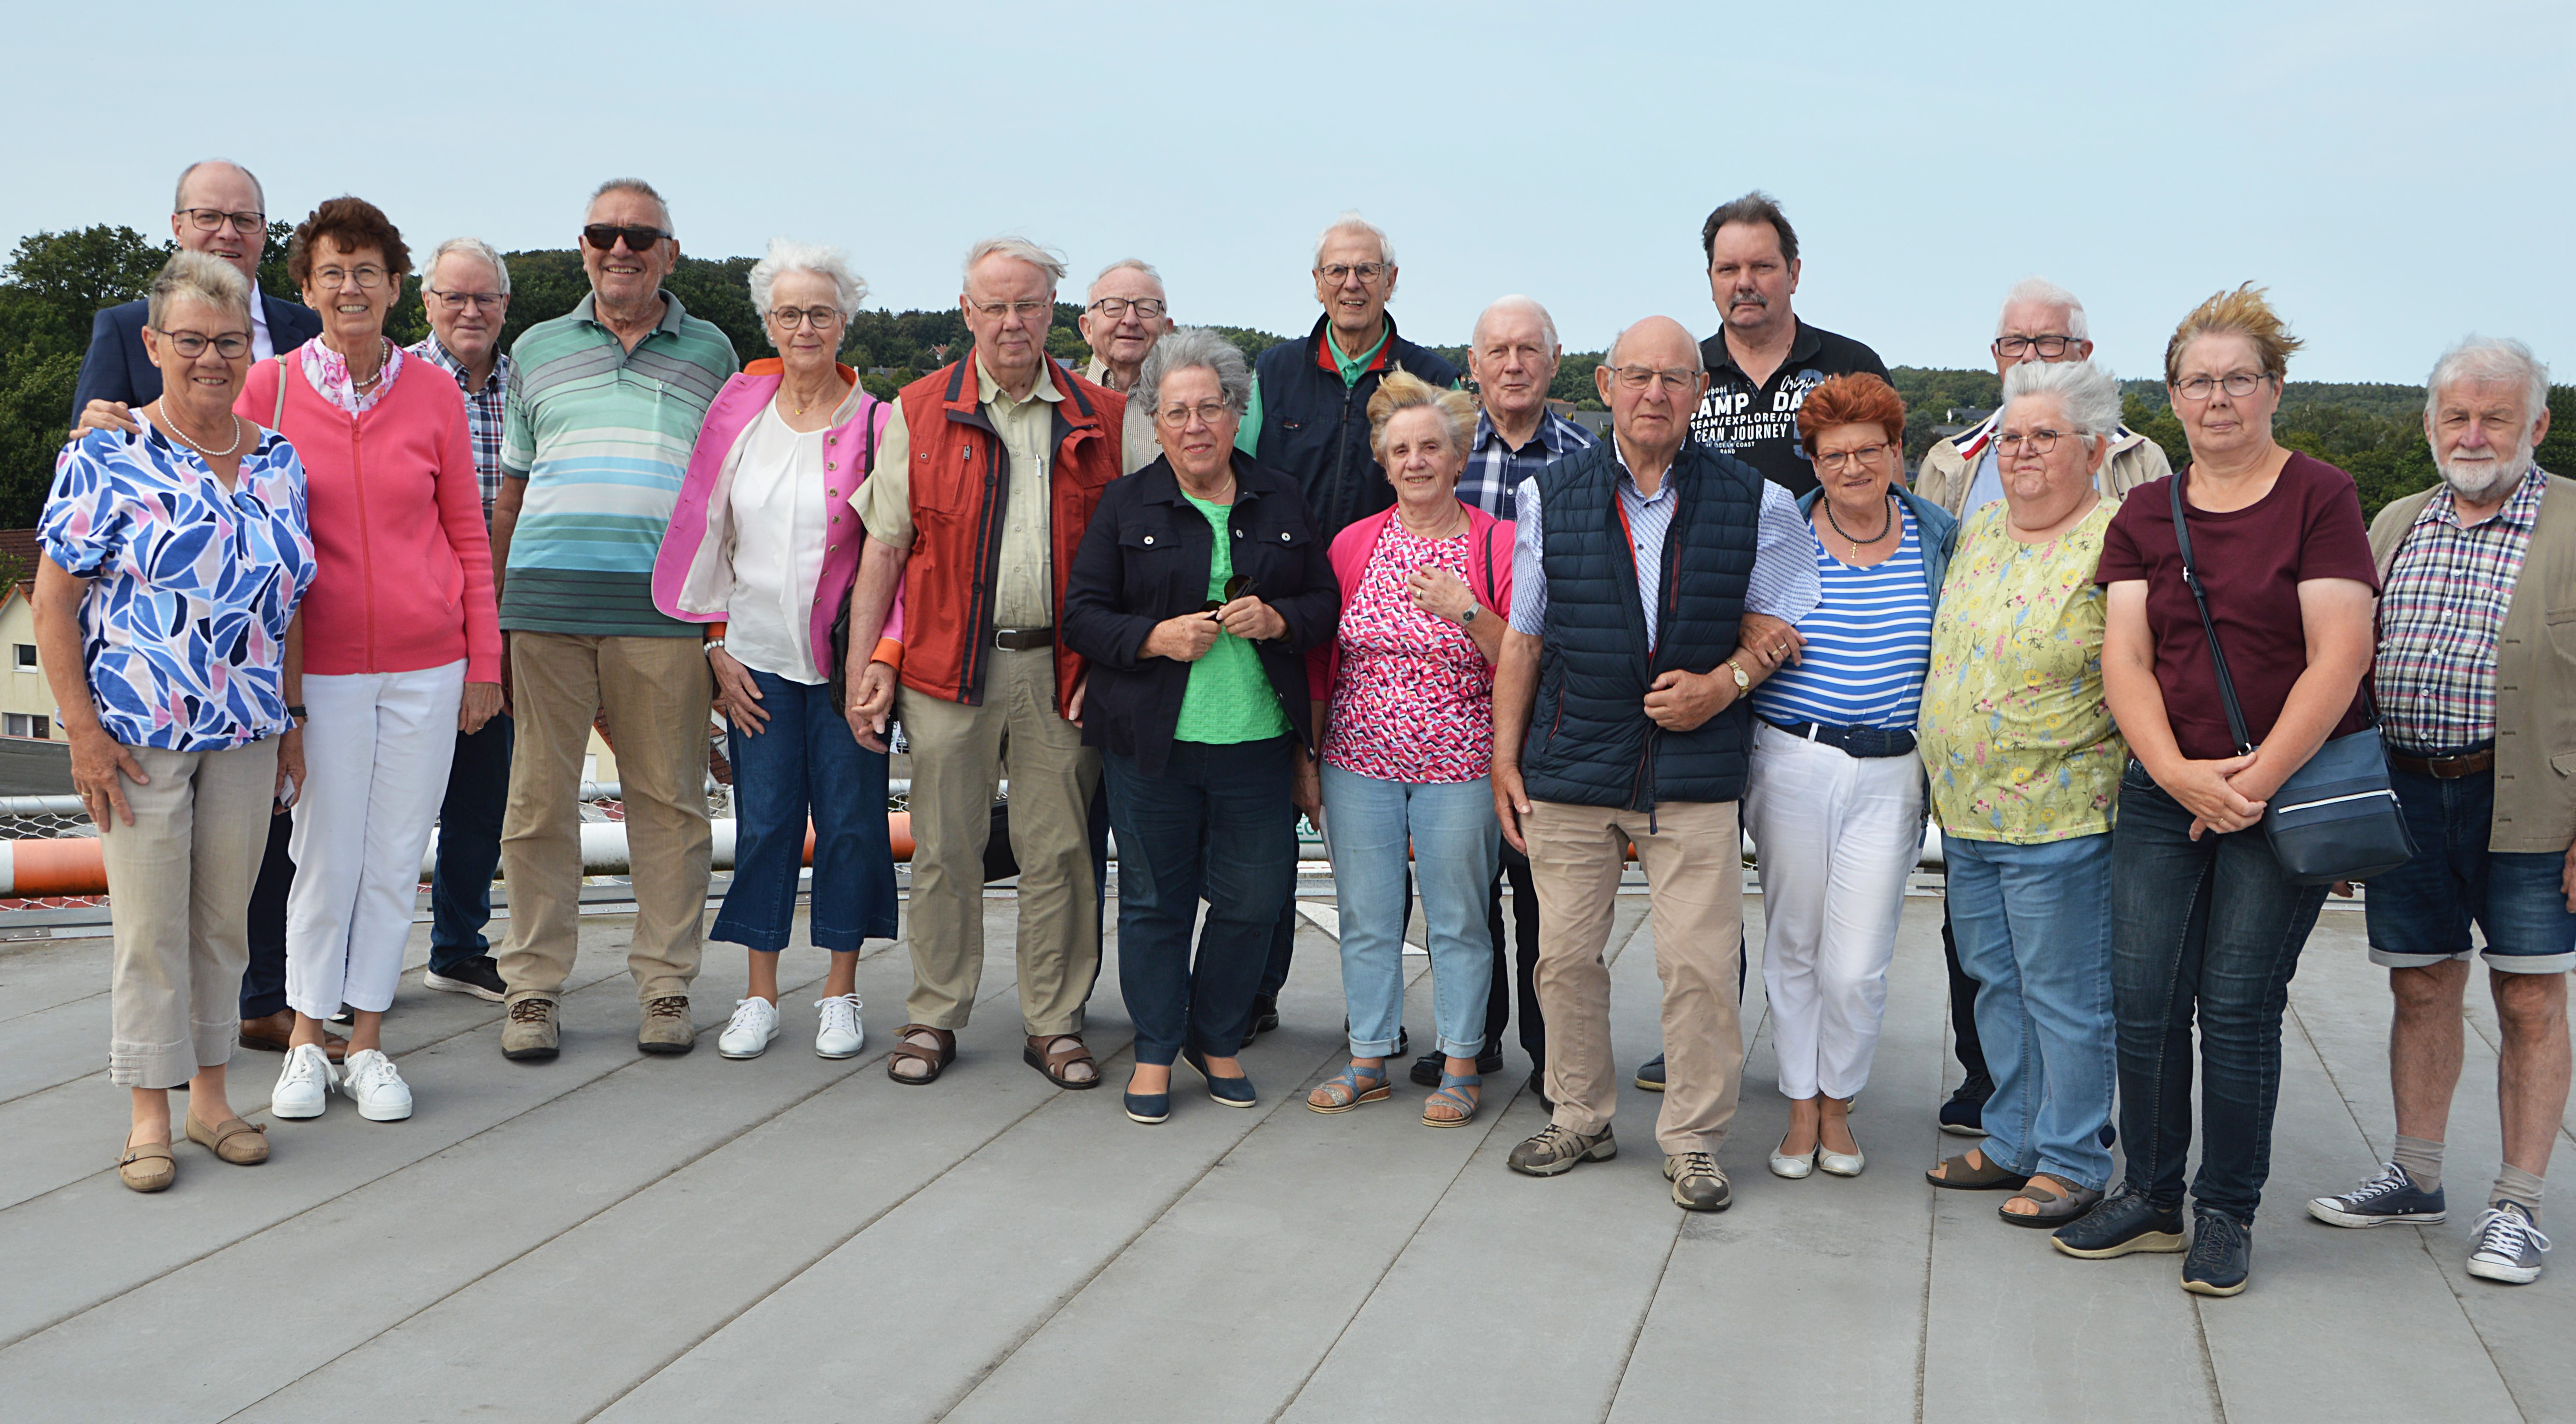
left=1944, top=829, right=2116, bottom=1191
left=1323, top=765, right=1498, bottom=1058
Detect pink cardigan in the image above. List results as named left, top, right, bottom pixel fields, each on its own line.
left=237, top=349, right=501, bottom=682
left=1306, top=503, right=1516, bottom=701
left=652, top=362, right=901, bottom=673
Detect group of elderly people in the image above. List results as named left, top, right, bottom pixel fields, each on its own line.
left=47, top=169, right=2569, bottom=1304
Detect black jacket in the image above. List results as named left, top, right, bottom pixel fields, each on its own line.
left=1251, top=314, right=1461, bottom=538
left=1062, top=451, right=1339, bottom=777
left=73, top=294, right=324, bottom=418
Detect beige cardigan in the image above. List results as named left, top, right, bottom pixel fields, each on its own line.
left=2369, top=473, right=2576, bottom=853
left=1914, top=410, right=2171, bottom=517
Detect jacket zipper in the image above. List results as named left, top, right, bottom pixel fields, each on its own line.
left=348, top=391, right=377, bottom=671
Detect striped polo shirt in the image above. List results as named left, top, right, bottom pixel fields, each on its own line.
left=498, top=292, right=737, bottom=635
left=1749, top=503, right=1933, bottom=730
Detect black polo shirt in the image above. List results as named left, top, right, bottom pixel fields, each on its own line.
left=1690, top=317, right=1889, bottom=498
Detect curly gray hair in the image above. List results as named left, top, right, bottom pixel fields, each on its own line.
left=1135, top=327, right=1252, bottom=421
left=2001, top=359, right=2121, bottom=443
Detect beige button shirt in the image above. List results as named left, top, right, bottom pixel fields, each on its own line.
left=852, top=355, right=1063, bottom=627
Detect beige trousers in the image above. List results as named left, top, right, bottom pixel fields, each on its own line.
left=101, top=741, right=279, bottom=1088
left=897, top=646, right=1099, bottom=1036
left=1524, top=797, right=1745, bottom=1155
left=498, top=632, right=713, bottom=1005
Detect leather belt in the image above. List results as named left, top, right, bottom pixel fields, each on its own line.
left=2388, top=748, right=2494, bottom=779
left=1763, top=718, right=1917, bottom=759
left=992, top=626, right=1054, bottom=651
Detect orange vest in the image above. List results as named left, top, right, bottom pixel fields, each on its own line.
left=897, top=355, right=1124, bottom=712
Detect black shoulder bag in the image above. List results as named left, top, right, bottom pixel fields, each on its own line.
left=2168, top=475, right=2415, bottom=884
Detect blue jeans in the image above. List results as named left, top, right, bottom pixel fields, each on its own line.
left=2367, top=764, right=2576, bottom=974
left=1106, top=736, right=1296, bottom=1065
left=710, top=669, right=898, bottom=953
left=1323, top=765, right=1498, bottom=1059
left=2111, top=762, right=2329, bottom=1223
left=1945, top=831, right=2116, bottom=1190
left=428, top=712, right=512, bottom=974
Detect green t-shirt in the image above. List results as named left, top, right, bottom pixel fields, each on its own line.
left=1173, top=494, right=1293, bottom=745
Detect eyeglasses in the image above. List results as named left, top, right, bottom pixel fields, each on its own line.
left=1814, top=441, right=1893, bottom=471
left=1991, top=430, right=2065, bottom=458
left=769, top=306, right=843, bottom=329
left=426, top=289, right=506, bottom=312
left=968, top=299, right=1052, bottom=322
left=178, top=207, right=265, bottom=234
left=1157, top=400, right=1234, bottom=428
left=1201, top=573, right=1257, bottom=614
left=2174, top=372, right=2270, bottom=401
left=311, top=264, right=388, bottom=291
left=1604, top=365, right=1702, bottom=392
left=582, top=223, right=668, bottom=253
left=150, top=327, right=251, bottom=359
left=1316, top=262, right=1387, bottom=286
left=1993, top=334, right=2078, bottom=360
left=1088, top=297, right=1165, bottom=319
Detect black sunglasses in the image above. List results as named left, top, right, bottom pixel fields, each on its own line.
left=582, top=223, right=669, bottom=253
left=1201, top=574, right=1257, bottom=614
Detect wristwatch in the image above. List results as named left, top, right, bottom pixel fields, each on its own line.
left=1724, top=658, right=1749, bottom=694
left=1457, top=604, right=1479, bottom=626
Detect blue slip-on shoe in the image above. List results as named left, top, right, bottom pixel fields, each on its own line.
left=1183, top=1048, right=1257, bottom=1108
left=1124, top=1090, right=1171, bottom=1125
left=2307, top=1162, right=2446, bottom=1228
left=1635, top=1053, right=1666, bottom=1092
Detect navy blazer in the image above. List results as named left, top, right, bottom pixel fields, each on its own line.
left=71, top=292, right=324, bottom=419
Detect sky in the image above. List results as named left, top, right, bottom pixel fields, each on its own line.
left=7, top=0, right=2571, bottom=383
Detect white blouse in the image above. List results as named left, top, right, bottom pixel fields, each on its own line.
left=722, top=402, right=830, bottom=685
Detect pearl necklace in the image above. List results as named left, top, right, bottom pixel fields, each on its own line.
left=153, top=399, right=244, bottom=458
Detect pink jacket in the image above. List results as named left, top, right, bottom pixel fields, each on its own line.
left=237, top=349, right=501, bottom=682
left=1306, top=504, right=1516, bottom=701
left=652, top=362, right=901, bottom=673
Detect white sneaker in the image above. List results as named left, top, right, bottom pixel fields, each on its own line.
left=815, top=992, right=865, bottom=1059
left=271, top=1042, right=336, bottom=1119
left=339, top=1048, right=414, bottom=1121
left=718, top=997, right=780, bottom=1059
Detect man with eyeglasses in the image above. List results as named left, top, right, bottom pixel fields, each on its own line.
left=1078, top=258, right=1170, bottom=477
left=487, top=179, right=738, bottom=1061
left=69, top=158, right=330, bottom=1063
left=1687, top=191, right=1888, bottom=501
left=405, top=237, right=518, bottom=1005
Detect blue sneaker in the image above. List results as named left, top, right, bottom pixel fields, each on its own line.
left=2466, top=1203, right=2551, bottom=1285
left=2307, top=1162, right=2446, bottom=1228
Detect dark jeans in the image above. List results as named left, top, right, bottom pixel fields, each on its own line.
left=2111, top=762, right=2329, bottom=1223
left=711, top=670, right=898, bottom=953
left=428, top=712, right=513, bottom=974
left=1941, top=902, right=1990, bottom=1084
left=1484, top=841, right=1544, bottom=1064
left=239, top=810, right=294, bottom=1018
left=1108, top=737, right=1295, bottom=1065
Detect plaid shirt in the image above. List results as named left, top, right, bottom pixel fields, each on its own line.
left=1458, top=407, right=1596, bottom=517
left=2376, top=465, right=2548, bottom=753
left=409, top=335, right=512, bottom=522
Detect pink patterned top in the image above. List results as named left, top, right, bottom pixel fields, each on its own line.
left=1323, top=524, right=1495, bottom=783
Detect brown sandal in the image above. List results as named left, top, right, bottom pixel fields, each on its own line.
left=1024, top=1034, right=1100, bottom=1090
left=118, top=1139, right=175, bottom=1192
left=184, top=1114, right=269, bottom=1166
left=885, top=1024, right=956, bottom=1085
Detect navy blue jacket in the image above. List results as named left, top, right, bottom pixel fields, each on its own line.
left=71, top=292, right=323, bottom=419
left=1252, top=314, right=1460, bottom=540
left=1519, top=439, right=1764, bottom=813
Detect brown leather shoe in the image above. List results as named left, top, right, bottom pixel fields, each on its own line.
left=239, top=1010, right=346, bottom=1061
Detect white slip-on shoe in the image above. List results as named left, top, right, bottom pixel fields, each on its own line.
left=814, top=992, right=865, bottom=1059
left=339, top=1048, right=413, bottom=1122
left=1818, top=1142, right=1867, bottom=1178
left=718, top=997, right=780, bottom=1059
left=271, top=1042, right=336, bottom=1119
left=1769, top=1141, right=1817, bottom=1179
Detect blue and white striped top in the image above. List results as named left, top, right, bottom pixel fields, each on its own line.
left=1749, top=503, right=1934, bottom=730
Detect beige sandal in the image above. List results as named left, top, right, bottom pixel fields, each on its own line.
left=117, top=1139, right=175, bottom=1193
left=185, top=1114, right=269, bottom=1165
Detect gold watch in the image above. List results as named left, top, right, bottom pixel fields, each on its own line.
left=1725, top=658, right=1750, bottom=693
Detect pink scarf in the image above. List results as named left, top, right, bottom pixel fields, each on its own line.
left=300, top=336, right=404, bottom=415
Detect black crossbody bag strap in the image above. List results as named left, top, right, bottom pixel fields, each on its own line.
left=2169, top=472, right=2257, bottom=757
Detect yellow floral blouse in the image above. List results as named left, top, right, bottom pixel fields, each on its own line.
left=1918, top=500, right=2126, bottom=843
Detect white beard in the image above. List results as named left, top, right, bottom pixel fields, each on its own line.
left=2439, top=438, right=2536, bottom=505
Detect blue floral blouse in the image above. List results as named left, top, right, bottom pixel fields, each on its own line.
left=38, top=416, right=316, bottom=751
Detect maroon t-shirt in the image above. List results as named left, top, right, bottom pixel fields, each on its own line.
left=2095, top=453, right=2379, bottom=762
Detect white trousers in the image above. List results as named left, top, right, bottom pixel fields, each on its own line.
left=1742, top=721, right=1925, bottom=1101
left=287, top=661, right=465, bottom=1017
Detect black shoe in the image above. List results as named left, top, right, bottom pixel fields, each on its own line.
left=1241, top=994, right=1280, bottom=1049
left=1412, top=1047, right=1508, bottom=1087
left=1939, top=1073, right=1993, bottom=1137
left=2100, top=1121, right=2118, bottom=1150
left=1527, top=1070, right=1553, bottom=1112
left=1634, top=1053, right=1666, bottom=1092
left=2052, top=1185, right=2188, bottom=1260
left=2181, top=1208, right=2253, bottom=1297
left=424, top=955, right=507, bottom=1002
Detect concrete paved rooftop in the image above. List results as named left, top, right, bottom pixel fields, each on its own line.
left=1, top=884, right=2570, bottom=1422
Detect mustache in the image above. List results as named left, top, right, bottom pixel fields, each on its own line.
left=1730, top=290, right=1769, bottom=307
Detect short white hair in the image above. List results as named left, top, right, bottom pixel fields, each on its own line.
left=1474, top=295, right=1558, bottom=351
left=2001, top=358, right=2121, bottom=441
left=423, top=237, right=512, bottom=296
left=1313, top=211, right=1394, bottom=269
left=1087, top=258, right=1162, bottom=299
left=749, top=237, right=867, bottom=316
left=587, top=177, right=671, bottom=232
left=1995, top=276, right=2089, bottom=341
left=1605, top=319, right=1706, bottom=372
left=963, top=236, right=1068, bottom=290
left=2426, top=335, right=2551, bottom=429
left=145, top=249, right=252, bottom=328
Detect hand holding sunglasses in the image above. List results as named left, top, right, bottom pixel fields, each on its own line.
left=1207, top=576, right=1286, bottom=642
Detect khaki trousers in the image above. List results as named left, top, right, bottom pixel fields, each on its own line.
left=898, top=646, right=1099, bottom=1036
left=498, top=632, right=712, bottom=1005
left=1525, top=797, right=1745, bottom=1155
left=100, top=741, right=279, bottom=1088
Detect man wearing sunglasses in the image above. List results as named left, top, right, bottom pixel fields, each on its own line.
left=1078, top=258, right=1171, bottom=476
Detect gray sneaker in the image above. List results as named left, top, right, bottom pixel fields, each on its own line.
left=1508, top=1122, right=1617, bottom=1177
left=2308, top=1162, right=2446, bottom=1227
left=639, top=996, right=695, bottom=1055
left=501, top=999, right=559, bottom=1061
left=1665, top=1151, right=1732, bottom=1212
left=2466, top=1203, right=2551, bottom=1285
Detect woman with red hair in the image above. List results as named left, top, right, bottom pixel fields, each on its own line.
left=1744, top=372, right=1955, bottom=1181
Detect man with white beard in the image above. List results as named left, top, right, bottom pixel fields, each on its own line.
left=2306, top=336, right=2570, bottom=1287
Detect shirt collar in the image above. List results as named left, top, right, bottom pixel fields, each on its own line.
left=570, top=290, right=687, bottom=340
left=1610, top=437, right=1682, bottom=503
left=2424, top=463, right=2548, bottom=532
left=1316, top=320, right=1392, bottom=385
left=1474, top=407, right=1571, bottom=458
left=975, top=352, right=1063, bottom=409
left=410, top=334, right=510, bottom=393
